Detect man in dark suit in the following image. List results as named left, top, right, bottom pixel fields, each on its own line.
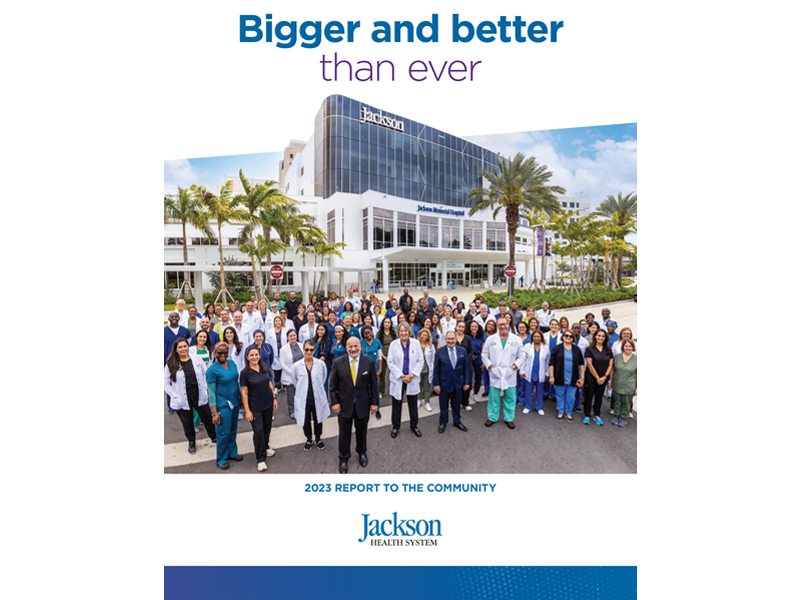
left=432, top=331, right=470, bottom=434
left=329, top=336, right=380, bottom=474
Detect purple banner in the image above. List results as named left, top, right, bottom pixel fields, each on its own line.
left=536, top=229, right=544, bottom=256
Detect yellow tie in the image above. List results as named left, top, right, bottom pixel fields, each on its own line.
left=351, top=358, right=357, bottom=385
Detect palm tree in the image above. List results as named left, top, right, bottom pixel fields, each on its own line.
left=273, top=206, right=321, bottom=295
left=310, top=240, right=346, bottom=293
left=593, top=191, right=637, bottom=285
left=190, top=181, right=248, bottom=305
left=522, top=207, right=563, bottom=292
left=239, top=234, right=285, bottom=294
left=235, top=170, right=296, bottom=302
left=257, top=204, right=289, bottom=297
left=468, top=152, right=565, bottom=297
left=164, top=186, right=215, bottom=300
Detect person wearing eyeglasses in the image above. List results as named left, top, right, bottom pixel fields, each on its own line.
left=548, top=330, right=585, bottom=423
left=291, top=340, right=330, bottom=452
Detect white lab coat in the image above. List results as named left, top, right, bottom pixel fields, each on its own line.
left=188, top=345, right=214, bottom=365
left=290, top=359, right=330, bottom=424
left=298, top=322, right=317, bottom=345
left=263, top=311, right=281, bottom=332
left=265, top=328, right=289, bottom=371
left=535, top=309, right=557, bottom=328
left=344, top=296, right=361, bottom=311
left=226, top=341, right=248, bottom=374
left=440, top=317, right=457, bottom=333
left=175, top=310, right=189, bottom=327
left=163, top=356, right=209, bottom=411
left=386, top=338, right=424, bottom=398
left=242, top=311, right=260, bottom=331
left=280, top=343, right=304, bottom=386
left=575, top=336, right=590, bottom=356
left=481, top=333, right=525, bottom=390
left=473, top=313, right=495, bottom=329
left=521, top=344, right=550, bottom=383
left=421, top=344, right=436, bottom=384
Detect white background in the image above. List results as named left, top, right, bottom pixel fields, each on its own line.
left=2, top=1, right=796, bottom=599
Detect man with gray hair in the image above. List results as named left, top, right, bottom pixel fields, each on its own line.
left=473, top=304, right=496, bottom=329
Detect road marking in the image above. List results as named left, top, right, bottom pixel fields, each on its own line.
left=164, top=397, right=483, bottom=468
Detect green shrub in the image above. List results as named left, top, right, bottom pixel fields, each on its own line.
left=475, top=286, right=637, bottom=310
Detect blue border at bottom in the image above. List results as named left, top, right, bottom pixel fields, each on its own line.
left=165, top=566, right=636, bottom=600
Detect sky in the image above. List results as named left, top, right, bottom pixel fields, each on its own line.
left=164, top=123, right=637, bottom=211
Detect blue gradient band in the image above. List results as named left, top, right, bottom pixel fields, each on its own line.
left=164, top=566, right=636, bottom=599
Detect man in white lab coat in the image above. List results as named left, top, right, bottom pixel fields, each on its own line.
left=481, top=319, right=525, bottom=429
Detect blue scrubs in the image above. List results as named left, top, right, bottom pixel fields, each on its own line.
left=555, top=349, right=577, bottom=417
left=206, top=361, right=241, bottom=466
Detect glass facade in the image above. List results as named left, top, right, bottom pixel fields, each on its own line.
left=397, top=211, right=416, bottom=247
left=463, top=221, right=483, bottom=250
left=314, top=95, right=502, bottom=206
left=487, top=222, right=506, bottom=251
left=373, top=208, right=393, bottom=249
left=442, top=218, right=460, bottom=249
left=419, top=216, right=439, bottom=248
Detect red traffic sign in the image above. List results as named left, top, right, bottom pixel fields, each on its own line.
left=269, top=265, right=284, bottom=280
left=503, top=265, right=517, bottom=277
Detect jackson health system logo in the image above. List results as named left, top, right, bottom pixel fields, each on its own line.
left=359, top=512, right=442, bottom=546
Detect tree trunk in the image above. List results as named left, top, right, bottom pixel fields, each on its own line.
left=506, top=206, right=519, bottom=298
left=250, top=255, right=261, bottom=301
left=217, top=221, right=228, bottom=302
left=262, top=224, right=273, bottom=296
left=181, top=221, right=193, bottom=300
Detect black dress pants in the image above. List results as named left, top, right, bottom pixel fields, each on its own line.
left=584, top=378, right=606, bottom=418
left=251, top=406, right=274, bottom=462
left=338, top=413, right=369, bottom=460
left=439, top=388, right=463, bottom=426
left=303, top=398, right=323, bottom=442
left=175, top=394, right=216, bottom=443
left=391, top=382, right=419, bottom=430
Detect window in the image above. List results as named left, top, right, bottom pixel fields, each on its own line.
left=164, top=237, right=183, bottom=246
left=301, top=166, right=304, bottom=176
left=487, top=222, right=505, bottom=251
left=190, top=237, right=217, bottom=246
left=442, top=218, right=460, bottom=248
left=397, top=212, right=416, bottom=247
left=419, top=216, right=438, bottom=248
left=561, top=202, right=567, bottom=207
left=300, top=189, right=304, bottom=196
left=569, top=202, right=575, bottom=208
left=290, top=153, right=294, bottom=158
left=463, top=220, right=482, bottom=250
left=373, top=208, right=393, bottom=249
left=377, top=261, right=437, bottom=288
left=465, top=263, right=488, bottom=283
left=327, top=209, right=336, bottom=244
left=362, top=208, right=369, bottom=250
left=228, top=238, right=239, bottom=245
left=341, top=208, right=345, bottom=244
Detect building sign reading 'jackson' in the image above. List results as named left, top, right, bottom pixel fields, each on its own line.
left=417, top=204, right=466, bottom=216
left=360, top=106, right=404, bottom=132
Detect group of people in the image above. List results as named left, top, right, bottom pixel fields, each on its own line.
left=164, top=288, right=637, bottom=473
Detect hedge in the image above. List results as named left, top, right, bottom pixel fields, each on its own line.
left=475, top=286, right=637, bottom=310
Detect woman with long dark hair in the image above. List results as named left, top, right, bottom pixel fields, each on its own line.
left=378, top=316, right=397, bottom=397
left=241, top=346, right=277, bottom=472
left=468, top=320, right=487, bottom=402
left=521, top=330, right=550, bottom=415
left=266, top=315, right=289, bottom=392
left=454, top=320, right=475, bottom=411
left=583, top=328, right=613, bottom=426
left=164, top=338, right=216, bottom=454
left=312, top=323, right=333, bottom=394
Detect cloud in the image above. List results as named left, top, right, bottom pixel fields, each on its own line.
left=465, top=132, right=637, bottom=208
left=164, top=159, right=208, bottom=187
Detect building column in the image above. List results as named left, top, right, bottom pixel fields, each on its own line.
left=301, top=271, right=309, bottom=304
left=442, top=260, right=448, bottom=291
left=320, top=271, right=328, bottom=295
left=194, top=271, right=204, bottom=304
left=487, top=261, right=494, bottom=287
left=528, top=259, right=534, bottom=287
left=382, top=261, right=389, bottom=294
left=338, top=272, right=345, bottom=297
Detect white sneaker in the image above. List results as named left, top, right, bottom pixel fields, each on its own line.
left=424, top=403, right=432, bottom=412
left=257, top=462, right=267, bottom=472
left=464, top=405, right=472, bottom=411
left=417, top=399, right=422, bottom=408
left=238, top=412, right=243, bottom=420
left=628, top=413, right=634, bottom=419
left=522, top=408, right=530, bottom=414
left=266, top=449, right=276, bottom=457
left=609, top=409, right=615, bottom=415
left=537, top=410, right=545, bottom=416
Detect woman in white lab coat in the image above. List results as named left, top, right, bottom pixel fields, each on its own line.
left=164, top=338, right=216, bottom=453
left=266, top=315, right=290, bottom=391
left=221, top=326, right=247, bottom=374
left=520, top=330, right=550, bottom=416
left=440, top=307, right=457, bottom=334
left=481, top=320, right=525, bottom=427
left=279, top=329, right=305, bottom=421
left=291, top=341, right=331, bottom=451
left=386, top=322, right=425, bottom=438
